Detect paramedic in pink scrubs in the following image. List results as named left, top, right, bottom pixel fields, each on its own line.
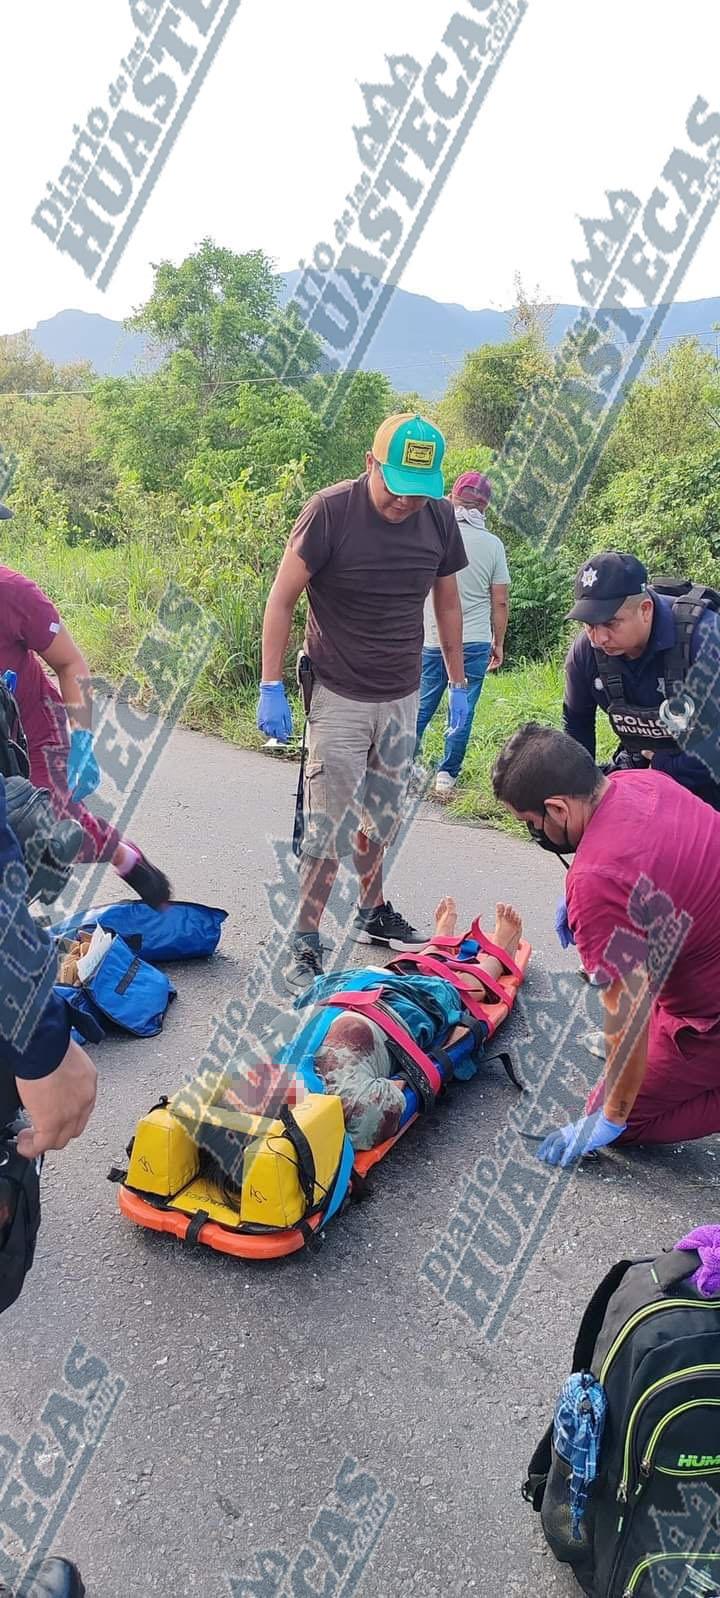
left=0, top=526, right=171, bottom=907
left=491, top=722, right=720, bottom=1164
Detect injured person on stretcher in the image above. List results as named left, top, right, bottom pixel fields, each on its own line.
left=309, top=897, right=523, bottom=1150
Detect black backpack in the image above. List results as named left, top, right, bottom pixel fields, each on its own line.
left=0, top=678, right=29, bottom=779
left=524, top=1247, right=720, bottom=1598
left=652, top=576, right=720, bottom=689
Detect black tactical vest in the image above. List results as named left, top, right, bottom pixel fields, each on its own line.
left=594, top=579, right=720, bottom=755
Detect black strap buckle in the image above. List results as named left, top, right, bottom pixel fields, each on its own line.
left=184, top=1209, right=210, bottom=1246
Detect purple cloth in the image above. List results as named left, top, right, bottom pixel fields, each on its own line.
left=675, top=1225, right=720, bottom=1297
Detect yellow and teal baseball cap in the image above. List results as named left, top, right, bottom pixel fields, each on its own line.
left=372, top=413, right=446, bottom=499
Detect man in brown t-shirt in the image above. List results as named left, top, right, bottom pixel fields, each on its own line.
left=258, top=413, right=468, bottom=992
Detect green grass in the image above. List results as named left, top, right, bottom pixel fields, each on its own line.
left=3, top=535, right=167, bottom=685
left=420, top=656, right=618, bottom=831
left=420, top=658, right=564, bottom=833
left=1, top=531, right=614, bottom=835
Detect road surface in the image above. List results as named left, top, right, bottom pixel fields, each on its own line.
left=2, top=726, right=718, bottom=1598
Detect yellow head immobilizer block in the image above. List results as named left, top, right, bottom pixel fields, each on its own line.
left=126, top=1087, right=345, bottom=1232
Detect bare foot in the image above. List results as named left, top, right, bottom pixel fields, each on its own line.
left=490, top=902, right=522, bottom=959
left=433, top=895, right=458, bottom=938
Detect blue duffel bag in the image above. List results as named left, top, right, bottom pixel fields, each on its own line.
left=51, top=900, right=227, bottom=965
left=55, top=985, right=108, bottom=1046
left=55, top=933, right=176, bottom=1040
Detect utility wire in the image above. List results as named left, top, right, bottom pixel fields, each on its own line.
left=8, top=328, right=720, bottom=398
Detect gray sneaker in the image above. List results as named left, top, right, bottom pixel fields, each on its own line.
left=284, top=932, right=325, bottom=995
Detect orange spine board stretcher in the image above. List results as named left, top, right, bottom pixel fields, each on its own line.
left=117, top=1186, right=321, bottom=1258
left=117, top=936, right=531, bottom=1260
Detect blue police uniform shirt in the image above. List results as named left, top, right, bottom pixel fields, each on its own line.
left=563, top=590, right=720, bottom=799
left=0, top=778, right=70, bottom=1081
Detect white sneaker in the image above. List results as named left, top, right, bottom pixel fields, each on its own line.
left=435, top=771, right=457, bottom=797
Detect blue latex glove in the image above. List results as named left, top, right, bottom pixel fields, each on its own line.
left=257, top=682, right=293, bottom=742
left=448, top=685, right=469, bottom=734
left=555, top=893, right=575, bottom=948
left=537, top=1112, right=627, bottom=1169
left=66, top=727, right=100, bottom=801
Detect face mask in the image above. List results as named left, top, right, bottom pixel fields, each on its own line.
left=456, top=506, right=486, bottom=528
left=526, top=807, right=575, bottom=862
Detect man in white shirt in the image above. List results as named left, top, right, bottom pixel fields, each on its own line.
left=416, top=471, right=510, bottom=796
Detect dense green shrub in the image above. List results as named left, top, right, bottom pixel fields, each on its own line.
left=486, top=525, right=575, bottom=663
left=176, top=462, right=309, bottom=692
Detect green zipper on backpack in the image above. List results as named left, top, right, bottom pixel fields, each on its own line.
left=600, top=1298, right=720, bottom=1385
left=649, top=1398, right=720, bottom=1476
left=616, top=1367, right=720, bottom=1503
left=623, top=1552, right=720, bottom=1595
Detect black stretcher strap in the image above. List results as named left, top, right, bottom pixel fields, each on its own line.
left=370, top=995, right=438, bottom=1113
left=298, top=1218, right=324, bottom=1252
left=431, top=1043, right=456, bottom=1081
left=494, top=1050, right=526, bottom=1093
left=184, top=1209, right=209, bottom=1245
left=278, top=1103, right=317, bottom=1212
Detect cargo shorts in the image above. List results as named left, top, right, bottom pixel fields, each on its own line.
left=301, top=682, right=419, bottom=861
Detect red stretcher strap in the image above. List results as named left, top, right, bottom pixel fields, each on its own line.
left=395, top=919, right=524, bottom=987
left=388, top=952, right=499, bottom=1023
left=469, top=918, right=524, bottom=985
left=316, top=989, right=443, bottom=1099
left=391, top=946, right=517, bottom=1009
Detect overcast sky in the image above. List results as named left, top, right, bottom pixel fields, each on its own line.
left=3, top=0, right=720, bottom=334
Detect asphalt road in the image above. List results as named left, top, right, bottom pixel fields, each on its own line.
left=3, top=727, right=719, bottom=1598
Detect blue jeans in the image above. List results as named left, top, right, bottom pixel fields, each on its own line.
left=415, top=642, right=492, bottom=778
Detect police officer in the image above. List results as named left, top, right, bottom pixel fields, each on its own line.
left=563, top=550, right=720, bottom=809
left=0, top=776, right=96, bottom=1598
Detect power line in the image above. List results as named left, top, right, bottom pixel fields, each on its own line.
left=7, top=327, right=720, bottom=399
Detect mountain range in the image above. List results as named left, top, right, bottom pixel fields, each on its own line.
left=14, top=282, right=720, bottom=398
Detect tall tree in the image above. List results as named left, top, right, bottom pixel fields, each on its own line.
left=128, top=239, right=300, bottom=394
left=438, top=334, right=552, bottom=452
left=0, top=390, right=120, bottom=541
left=510, top=272, right=555, bottom=345
left=0, top=333, right=58, bottom=394
left=607, top=338, right=720, bottom=470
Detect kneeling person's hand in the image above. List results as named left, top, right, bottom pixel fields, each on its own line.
left=536, top=1110, right=626, bottom=1169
